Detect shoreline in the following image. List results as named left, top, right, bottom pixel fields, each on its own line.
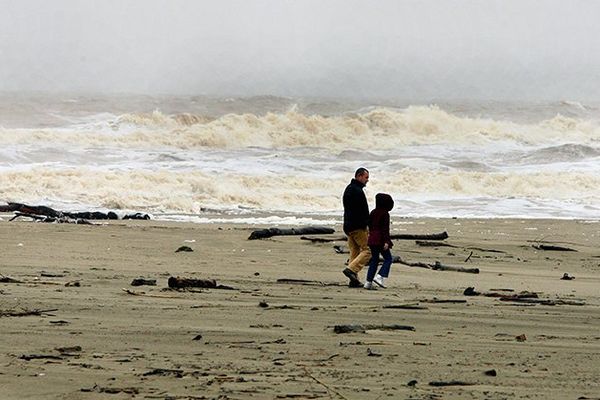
left=1, top=217, right=599, bottom=399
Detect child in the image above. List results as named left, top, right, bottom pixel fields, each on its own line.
left=364, top=193, right=394, bottom=289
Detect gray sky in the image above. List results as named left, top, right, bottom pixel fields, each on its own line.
left=1, top=0, right=599, bottom=100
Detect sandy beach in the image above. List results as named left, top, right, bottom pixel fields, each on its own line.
left=0, top=217, right=599, bottom=399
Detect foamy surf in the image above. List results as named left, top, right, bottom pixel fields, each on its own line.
left=1, top=95, right=599, bottom=221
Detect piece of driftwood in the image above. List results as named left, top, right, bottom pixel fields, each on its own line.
left=429, top=380, right=476, bottom=387
left=0, top=275, right=22, bottom=283
left=467, top=246, right=506, bottom=253
left=1, top=202, right=150, bottom=220
left=394, top=258, right=479, bottom=273
left=248, top=226, right=335, bottom=240
left=9, top=212, right=93, bottom=224
left=130, top=278, right=157, bottom=286
left=431, top=261, right=479, bottom=274
left=276, top=278, right=345, bottom=287
left=533, top=244, right=577, bottom=252
left=499, top=297, right=585, bottom=306
left=333, top=324, right=415, bottom=334
left=415, top=240, right=457, bottom=248
left=168, top=277, right=216, bottom=289
left=0, top=308, right=58, bottom=317
left=300, top=236, right=347, bottom=243
left=122, top=288, right=182, bottom=298
left=382, top=304, right=428, bottom=310
left=464, top=287, right=538, bottom=299
left=420, top=299, right=467, bottom=304
left=19, top=354, right=65, bottom=361
left=390, top=231, right=448, bottom=240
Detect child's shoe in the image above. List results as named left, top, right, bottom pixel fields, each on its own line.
left=373, top=274, right=387, bottom=288
left=363, top=281, right=376, bottom=290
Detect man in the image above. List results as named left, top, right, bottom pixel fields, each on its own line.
left=342, top=167, right=371, bottom=287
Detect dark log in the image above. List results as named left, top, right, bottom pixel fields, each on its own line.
left=130, top=278, right=157, bottom=286
left=431, top=261, right=479, bottom=274
left=390, top=231, right=448, bottom=240
left=533, top=244, right=577, bottom=252
left=19, top=354, right=64, bottom=361
left=248, top=226, right=335, bottom=240
left=168, top=277, right=217, bottom=289
left=415, top=240, right=457, bottom=247
left=1, top=202, right=149, bottom=220
left=276, top=278, right=345, bottom=287
left=300, top=236, right=346, bottom=243
left=382, top=304, right=428, bottom=310
left=429, top=380, right=476, bottom=387
left=0, top=275, right=22, bottom=283
left=1, top=308, right=58, bottom=317
left=333, top=324, right=415, bottom=334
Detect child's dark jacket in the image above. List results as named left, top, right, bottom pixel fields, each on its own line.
left=367, top=193, right=394, bottom=248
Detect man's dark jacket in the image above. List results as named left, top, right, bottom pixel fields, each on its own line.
left=342, top=179, right=369, bottom=234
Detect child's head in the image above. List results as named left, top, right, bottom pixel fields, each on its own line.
left=375, top=193, right=394, bottom=211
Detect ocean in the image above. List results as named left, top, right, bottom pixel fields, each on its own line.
left=1, top=94, right=599, bottom=224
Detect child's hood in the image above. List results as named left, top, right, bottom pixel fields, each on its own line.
left=375, top=193, right=394, bottom=211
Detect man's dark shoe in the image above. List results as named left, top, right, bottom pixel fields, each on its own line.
left=348, top=280, right=363, bottom=288
left=343, top=268, right=361, bottom=287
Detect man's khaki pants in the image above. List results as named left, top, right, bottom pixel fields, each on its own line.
left=347, top=229, right=371, bottom=274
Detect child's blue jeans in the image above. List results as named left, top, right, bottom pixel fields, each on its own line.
left=366, top=245, right=392, bottom=281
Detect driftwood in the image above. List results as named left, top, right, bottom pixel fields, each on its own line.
left=431, top=261, right=479, bottom=274
left=390, top=231, right=448, bottom=240
left=429, top=381, right=476, bottom=387
left=167, top=276, right=236, bottom=290
left=394, top=258, right=479, bottom=273
left=415, top=240, right=457, bottom=248
left=167, top=277, right=216, bottom=288
left=333, top=324, right=415, bottom=334
left=0, top=275, right=22, bottom=283
left=464, top=287, right=585, bottom=306
left=533, top=244, right=577, bottom=252
left=464, top=287, right=537, bottom=299
left=1, top=308, right=58, bottom=317
left=10, top=212, right=93, bottom=224
left=498, top=297, right=585, bottom=306
left=276, top=278, right=345, bottom=287
left=130, top=278, right=157, bottom=286
left=382, top=304, right=428, bottom=310
left=420, top=299, right=467, bottom=304
left=19, top=354, right=64, bottom=361
left=300, top=236, right=346, bottom=243
left=248, top=226, right=334, bottom=240
left=1, top=202, right=150, bottom=221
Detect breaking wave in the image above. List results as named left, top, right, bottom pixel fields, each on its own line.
left=2, top=106, right=599, bottom=150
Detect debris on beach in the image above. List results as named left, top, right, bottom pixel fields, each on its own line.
left=248, top=226, right=335, bottom=240
left=168, top=276, right=216, bottom=288
left=130, top=278, right=157, bottom=286
left=0, top=202, right=150, bottom=223
left=175, top=246, right=193, bottom=252
left=429, top=380, right=476, bottom=387
left=166, top=276, right=236, bottom=290
left=532, top=244, right=577, bottom=252
left=333, top=324, right=415, bottom=334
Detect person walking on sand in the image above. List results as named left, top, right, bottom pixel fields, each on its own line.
left=342, top=167, right=371, bottom=287
left=364, top=193, right=394, bottom=290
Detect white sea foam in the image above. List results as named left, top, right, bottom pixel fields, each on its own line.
left=1, top=97, right=599, bottom=220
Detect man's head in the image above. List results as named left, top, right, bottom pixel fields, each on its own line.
left=355, top=167, right=369, bottom=185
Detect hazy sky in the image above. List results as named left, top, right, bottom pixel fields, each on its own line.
left=1, top=0, right=599, bottom=100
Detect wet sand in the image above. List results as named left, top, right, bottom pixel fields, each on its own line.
left=0, top=217, right=599, bottom=399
